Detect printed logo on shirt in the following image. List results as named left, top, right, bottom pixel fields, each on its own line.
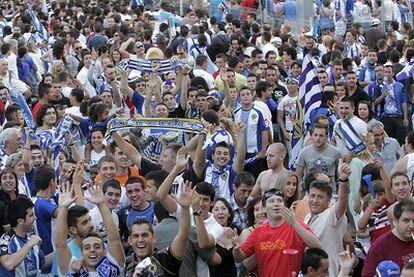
left=251, top=114, right=257, bottom=120
left=260, top=239, right=287, bottom=251
left=220, top=172, right=228, bottom=180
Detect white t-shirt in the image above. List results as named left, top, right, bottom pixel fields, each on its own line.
left=77, top=67, right=97, bottom=98
left=277, top=95, right=298, bottom=132
left=304, top=206, right=347, bottom=277
left=193, top=68, right=215, bottom=89
left=196, top=213, right=224, bottom=277
left=89, top=206, right=119, bottom=242
left=65, top=106, right=82, bottom=118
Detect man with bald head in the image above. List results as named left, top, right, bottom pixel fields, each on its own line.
left=251, top=143, right=287, bottom=197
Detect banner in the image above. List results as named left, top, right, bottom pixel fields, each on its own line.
left=117, top=57, right=182, bottom=75
left=334, top=117, right=369, bottom=156
left=105, top=117, right=207, bottom=137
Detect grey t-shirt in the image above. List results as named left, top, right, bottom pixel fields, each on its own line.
left=298, top=144, right=341, bottom=191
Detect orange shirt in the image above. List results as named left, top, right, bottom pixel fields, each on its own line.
left=95, top=165, right=141, bottom=186
left=295, top=197, right=310, bottom=221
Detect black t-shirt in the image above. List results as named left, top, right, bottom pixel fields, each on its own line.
left=125, top=247, right=182, bottom=277
left=209, top=244, right=237, bottom=277
left=349, top=87, right=369, bottom=112
left=168, top=105, right=185, bottom=118
left=49, top=96, right=71, bottom=108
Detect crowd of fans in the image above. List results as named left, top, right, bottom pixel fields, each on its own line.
left=0, top=0, right=414, bottom=276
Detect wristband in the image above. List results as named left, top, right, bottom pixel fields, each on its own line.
left=338, top=178, right=349, bottom=183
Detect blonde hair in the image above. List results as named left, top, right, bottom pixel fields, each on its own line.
left=272, top=170, right=300, bottom=207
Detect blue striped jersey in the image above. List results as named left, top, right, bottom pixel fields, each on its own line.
left=233, top=107, right=269, bottom=154
left=0, top=231, right=45, bottom=276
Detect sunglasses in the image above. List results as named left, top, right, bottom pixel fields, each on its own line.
left=75, top=47, right=82, bottom=50
left=263, top=188, right=284, bottom=200
left=136, top=44, right=144, bottom=49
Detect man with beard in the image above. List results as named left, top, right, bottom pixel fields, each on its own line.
left=358, top=49, right=378, bottom=89
left=0, top=197, right=53, bottom=275
left=54, top=182, right=125, bottom=275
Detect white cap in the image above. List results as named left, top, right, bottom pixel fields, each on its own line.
left=371, top=19, right=382, bottom=26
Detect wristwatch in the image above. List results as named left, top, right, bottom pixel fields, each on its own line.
left=193, top=210, right=202, bottom=216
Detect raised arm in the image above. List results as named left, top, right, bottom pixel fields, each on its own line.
left=192, top=133, right=207, bottom=180
left=193, top=194, right=217, bottom=249
left=334, top=162, right=351, bottom=220
left=120, top=71, right=134, bottom=99
left=86, top=184, right=125, bottom=267
left=22, top=127, right=33, bottom=173
left=156, top=147, right=189, bottom=213
left=72, top=161, right=85, bottom=207
left=54, top=182, right=78, bottom=274
left=111, top=131, right=142, bottom=168
left=180, top=69, right=191, bottom=110
left=170, top=181, right=194, bottom=259
left=232, top=121, right=246, bottom=173
left=374, top=159, right=395, bottom=203
left=221, top=69, right=234, bottom=108
left=119, top=38, right=134, bottom=59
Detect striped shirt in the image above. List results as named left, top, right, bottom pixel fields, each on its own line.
left=0, top=231, right=45, bottom=276
left=234, top=107, right=269, bottom=154
left=204, top=160, right=236, bottom=199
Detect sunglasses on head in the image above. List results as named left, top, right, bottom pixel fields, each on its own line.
left=263, top=188, right=284, bottom=200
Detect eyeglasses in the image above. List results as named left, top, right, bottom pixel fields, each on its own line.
left=75, top=47, right=82, bottom=50
left=177, top=52, right=185, bottom=55
left=135, top=44, right=144, bottom=49
left=263, top=188, right=284, bottom=200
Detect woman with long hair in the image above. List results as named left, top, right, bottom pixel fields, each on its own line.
left=273, top=170, right=301, bottom=210
left=35, top=104, right=58, bottom=132
left=209, top=197, right=238, bottom=277
left=238, top=197, right=266, bottom=277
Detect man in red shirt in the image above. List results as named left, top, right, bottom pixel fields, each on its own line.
left=232, top=189, right=321, bottom=276
left=362, top=199, right=414, bottom=276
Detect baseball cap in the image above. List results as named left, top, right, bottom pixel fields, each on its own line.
left=376, top=260, right=401, bottom=277
left=371, top=19, right=382, bottom=26
left=162, top=80, right=175, bottom=88
left=271, top=37, right=283, bottom=46
left=287, top=76, right=300, bottom=86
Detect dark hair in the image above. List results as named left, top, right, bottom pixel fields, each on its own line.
left=36, top=104, right=57, bottom=127
left=391, top=171, right=410, bottom=187
left=125, top=175, right=147, bottom=189
left=213, top=141, right=230, bottom=155
left=201, top=110, right=219, bottom=125
left=208, top=100, right=224, bottom=112
left=340, top=96, right=354, bottom=107
left=70, top=88, right=84, bottom=103
left=195, top=182, right=215, bottom=201
left=403, top=261, right=414, bottom=271
left=312, top=122, right=329, bottom=135
left=90, top=103, right=109, bottom=122
left=407, top=132, right=414, bottom=149
left=357, top=100, right=374, bottom=121
left=246, top=197, right=262, bottom=227
left=81, top=232, right=104, bottom=250
left=301, top=248, right=329, bottom=274
left=234, top=171, right=255, bottom=188
left=67, top=205, right=89, bottom=227
left=394, top=199, right=414, bottom=220
left=34, top=165, right=55, bottom=191
left=304, top=169, right=325, bottom=193
left=38, top=83, right=51, bottom=99
left=359, top=163, right=382, bottom=197
left=102, top=179, right=121, bottom=194
left=145, top=170, right=169, bottom=190
left=256, top=80, right=271, bottom=98
left=5, top=104, right=21, bottom=122
left=7, top=196, right=34, bottom=228
left=309, top=180, right=332, bottom=198
left=0, top=167, right=19, bottom=196
left=213, top=197, right=234, bottom=225
left=130, top=217, right=154, bottom=234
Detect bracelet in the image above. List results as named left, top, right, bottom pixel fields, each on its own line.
left=338, top=178, right=349, bottom=183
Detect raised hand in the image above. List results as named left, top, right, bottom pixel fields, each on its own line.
left=373, top=159, right=385, bottom=171
left=219, top=68, right=228, bottom=82
left=85, top=183, right=105, bottom=205
left=72, top=160, right=85, bottom=185
left=279, top=205, right=297, bottom=226
left=59, top=181, right=77, bottom=208
left=338, top=244, right=356, bottom=272
left=338, top=161, right=352, bottom=180
left=235, top=120, right=245, bottom=134
left=231, top=228, right=241, bottom=249
left=176, top=181, right=194, bottom=209
left=175, top=147, right=189, bottom=171
left=191, top=191, right=201, bottom=212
